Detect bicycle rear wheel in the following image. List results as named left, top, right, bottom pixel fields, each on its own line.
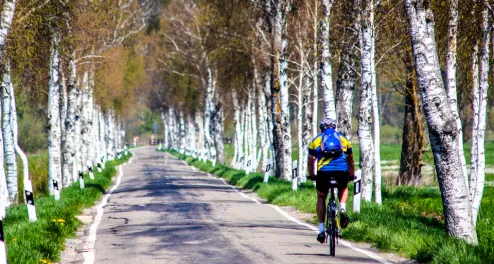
left=328, top=209, right=336, bottom=256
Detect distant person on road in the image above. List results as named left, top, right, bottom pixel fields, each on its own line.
left=307, top=117, right=355, bottom=243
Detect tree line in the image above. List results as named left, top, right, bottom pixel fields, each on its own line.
left=0, top=0, right=163, bottom=225
left=151, top=0, right=494, bottom=245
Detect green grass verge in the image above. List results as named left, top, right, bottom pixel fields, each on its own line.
left=163, top=149, right=494, bottom=264
left=5, top=153, right=132, bottom=264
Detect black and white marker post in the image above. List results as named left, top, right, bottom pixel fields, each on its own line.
left=53, top=179, right=60, bottom=200
left=101, top=157, right=106, bottom=169
left=239, top=156, right=244, bottom=170
left=353, top=170, right=362, bottom=213
left=97, top=162, right=102, bottom=173
left=79, top=171, right=85, bottom=189
left=124, top=146, right=128, bottom=156
left=246, top=159, right=252, bottom=175
left=0, top=202, right=6, bottom=264
left=24, top=179, right=37, bottom=221
left=87, top=161, right=94, bottom=179
left=263, top=160, right=272, bottom=183
left=291, top=160, right=298, bottom=191
left=118, top=151, right=122, bottom=159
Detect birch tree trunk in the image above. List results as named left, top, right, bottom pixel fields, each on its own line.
left=179, top=111, right=186, bottom=154
left=232, top=91, right=242, bottom=168
left=312, top=0, right=319, bottom=137
left=470, top=3, right=490, bottom=226
left=359, top=0, right=375, bottom=202
left=369, top=8, right=382, bottom=205
left=335, top=0, right=359, bottom=139
left=404, top=0, right=477, bottom=244
left=62, top=53, right=77, bottom=187
left=445, top=0, right=468, bottom=190
left=320, top=0, right=336, bottom=120
left=203, top=63, right=215, bottom=161
left=212, top=104, right=224, bottom=164
left=48, top=35, right=62, bottom=197
left=1, top=64, right=16, bottom=202
left=106, top=109, right=114, bottom=160
left=0, top=0, right=17, bottom=61
left=250, top=89, right=258, bottom=170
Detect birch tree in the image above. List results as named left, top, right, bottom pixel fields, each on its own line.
left=47, top=34, right=63, bottom=197
left=358, top=0, right=375, bottom=202
left=469, top=1, right=490, bottom=226
left=335, top=0, right=359, bottom=139
left=404, top=0, right=477, bottom=244
left=1, top=64, right=16, bottom=203
left=320, top=0, right=336, bottom=120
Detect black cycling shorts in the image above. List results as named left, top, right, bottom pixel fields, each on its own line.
left=316, top=170, right=348, bottom=194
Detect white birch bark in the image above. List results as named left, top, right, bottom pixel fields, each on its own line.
left=47, top=35, right=62, bottom=197
left=242, top=101, right=248, bottom=170
left=470, top=4, right=490, bottom=226
left=203, top=64, right=215, bottom=160
left=312, top=0, right=319, bottom=137
left=179, top=111, right=186, bottom=154
left=62, top=53, right=77, bottom=187
left=106, top=109, right=114, bottom=160
left=359, top=0, right=375, bottom=202
left=335, top=0, right=359, bottom=140
left=1, top=64, right=17, bottom=202
left=445, top=0, right=467, bottom=189
left=250, top=89, right=257, bottom=170
left=404, top=0, right=477, bottom=244
left=368, top=4, right=382, bottom=205
left=297, top=45, right=306, bottom=179
left=212, top=104, right=224, bottom=164
left=232, top=90, right=242, bottom=169
left=0, top=0, right=17, bottom=61
left=320, top=0, right=336, bottom=120
left=278, top=3, right=292, bottom=180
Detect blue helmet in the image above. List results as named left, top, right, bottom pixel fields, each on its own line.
left=319, top=117, right=336, bottom=130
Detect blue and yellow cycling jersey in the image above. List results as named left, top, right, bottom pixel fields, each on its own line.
left=308, top=131, right=352, bottom=171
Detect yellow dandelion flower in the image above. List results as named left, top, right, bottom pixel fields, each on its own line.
left=40, top=259, right=47, bottom=263
left=57, top=219, right=65, bottom=223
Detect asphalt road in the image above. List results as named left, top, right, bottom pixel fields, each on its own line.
left=93, top=147, right=392, bottom=264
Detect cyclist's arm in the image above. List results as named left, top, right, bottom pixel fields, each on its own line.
left=308, top=154, right=317, bottom=177
left=346, top=150, right=355, bottom=182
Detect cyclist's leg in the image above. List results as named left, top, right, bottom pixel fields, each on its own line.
left=316, top=171, right=330, bottom=225
left=336, top=171, right=349, bottom=206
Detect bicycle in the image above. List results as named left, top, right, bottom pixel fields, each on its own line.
left=326, top=178, right=341, bottom=256
left=309, top=175, right=341, bottom=257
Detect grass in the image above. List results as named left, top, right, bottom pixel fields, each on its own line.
left=164, top=149, right=494, bottom=263
left=4, top=153, right=132, bottom=264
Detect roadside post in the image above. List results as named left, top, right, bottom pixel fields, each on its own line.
left=292, top=160, right=298, bottom=191
left=124, top=146, right=128, bottom=155
left=53, top=179, right=60, bottom=200
left=79, top=171, right=85, bottom=189
left=263, top=160, right=271, bottom=183
left=246, top=159, right=252, bottom=175
left=239, top=156, right=244, bottom=170
left=353, top=170, right=362, bottom=213
left=101, top=157, right=106, bottom=169
left=24, top=179, right=37, bottom=221
left=87, top=161, right=94, bottom=179
left=97, top=162, right=102, bottom=172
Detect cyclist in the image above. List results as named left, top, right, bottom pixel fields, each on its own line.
left=307, top=117, right=355, bottom=243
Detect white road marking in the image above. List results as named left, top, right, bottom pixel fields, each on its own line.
left=83, top=161, right=129, bottom=264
